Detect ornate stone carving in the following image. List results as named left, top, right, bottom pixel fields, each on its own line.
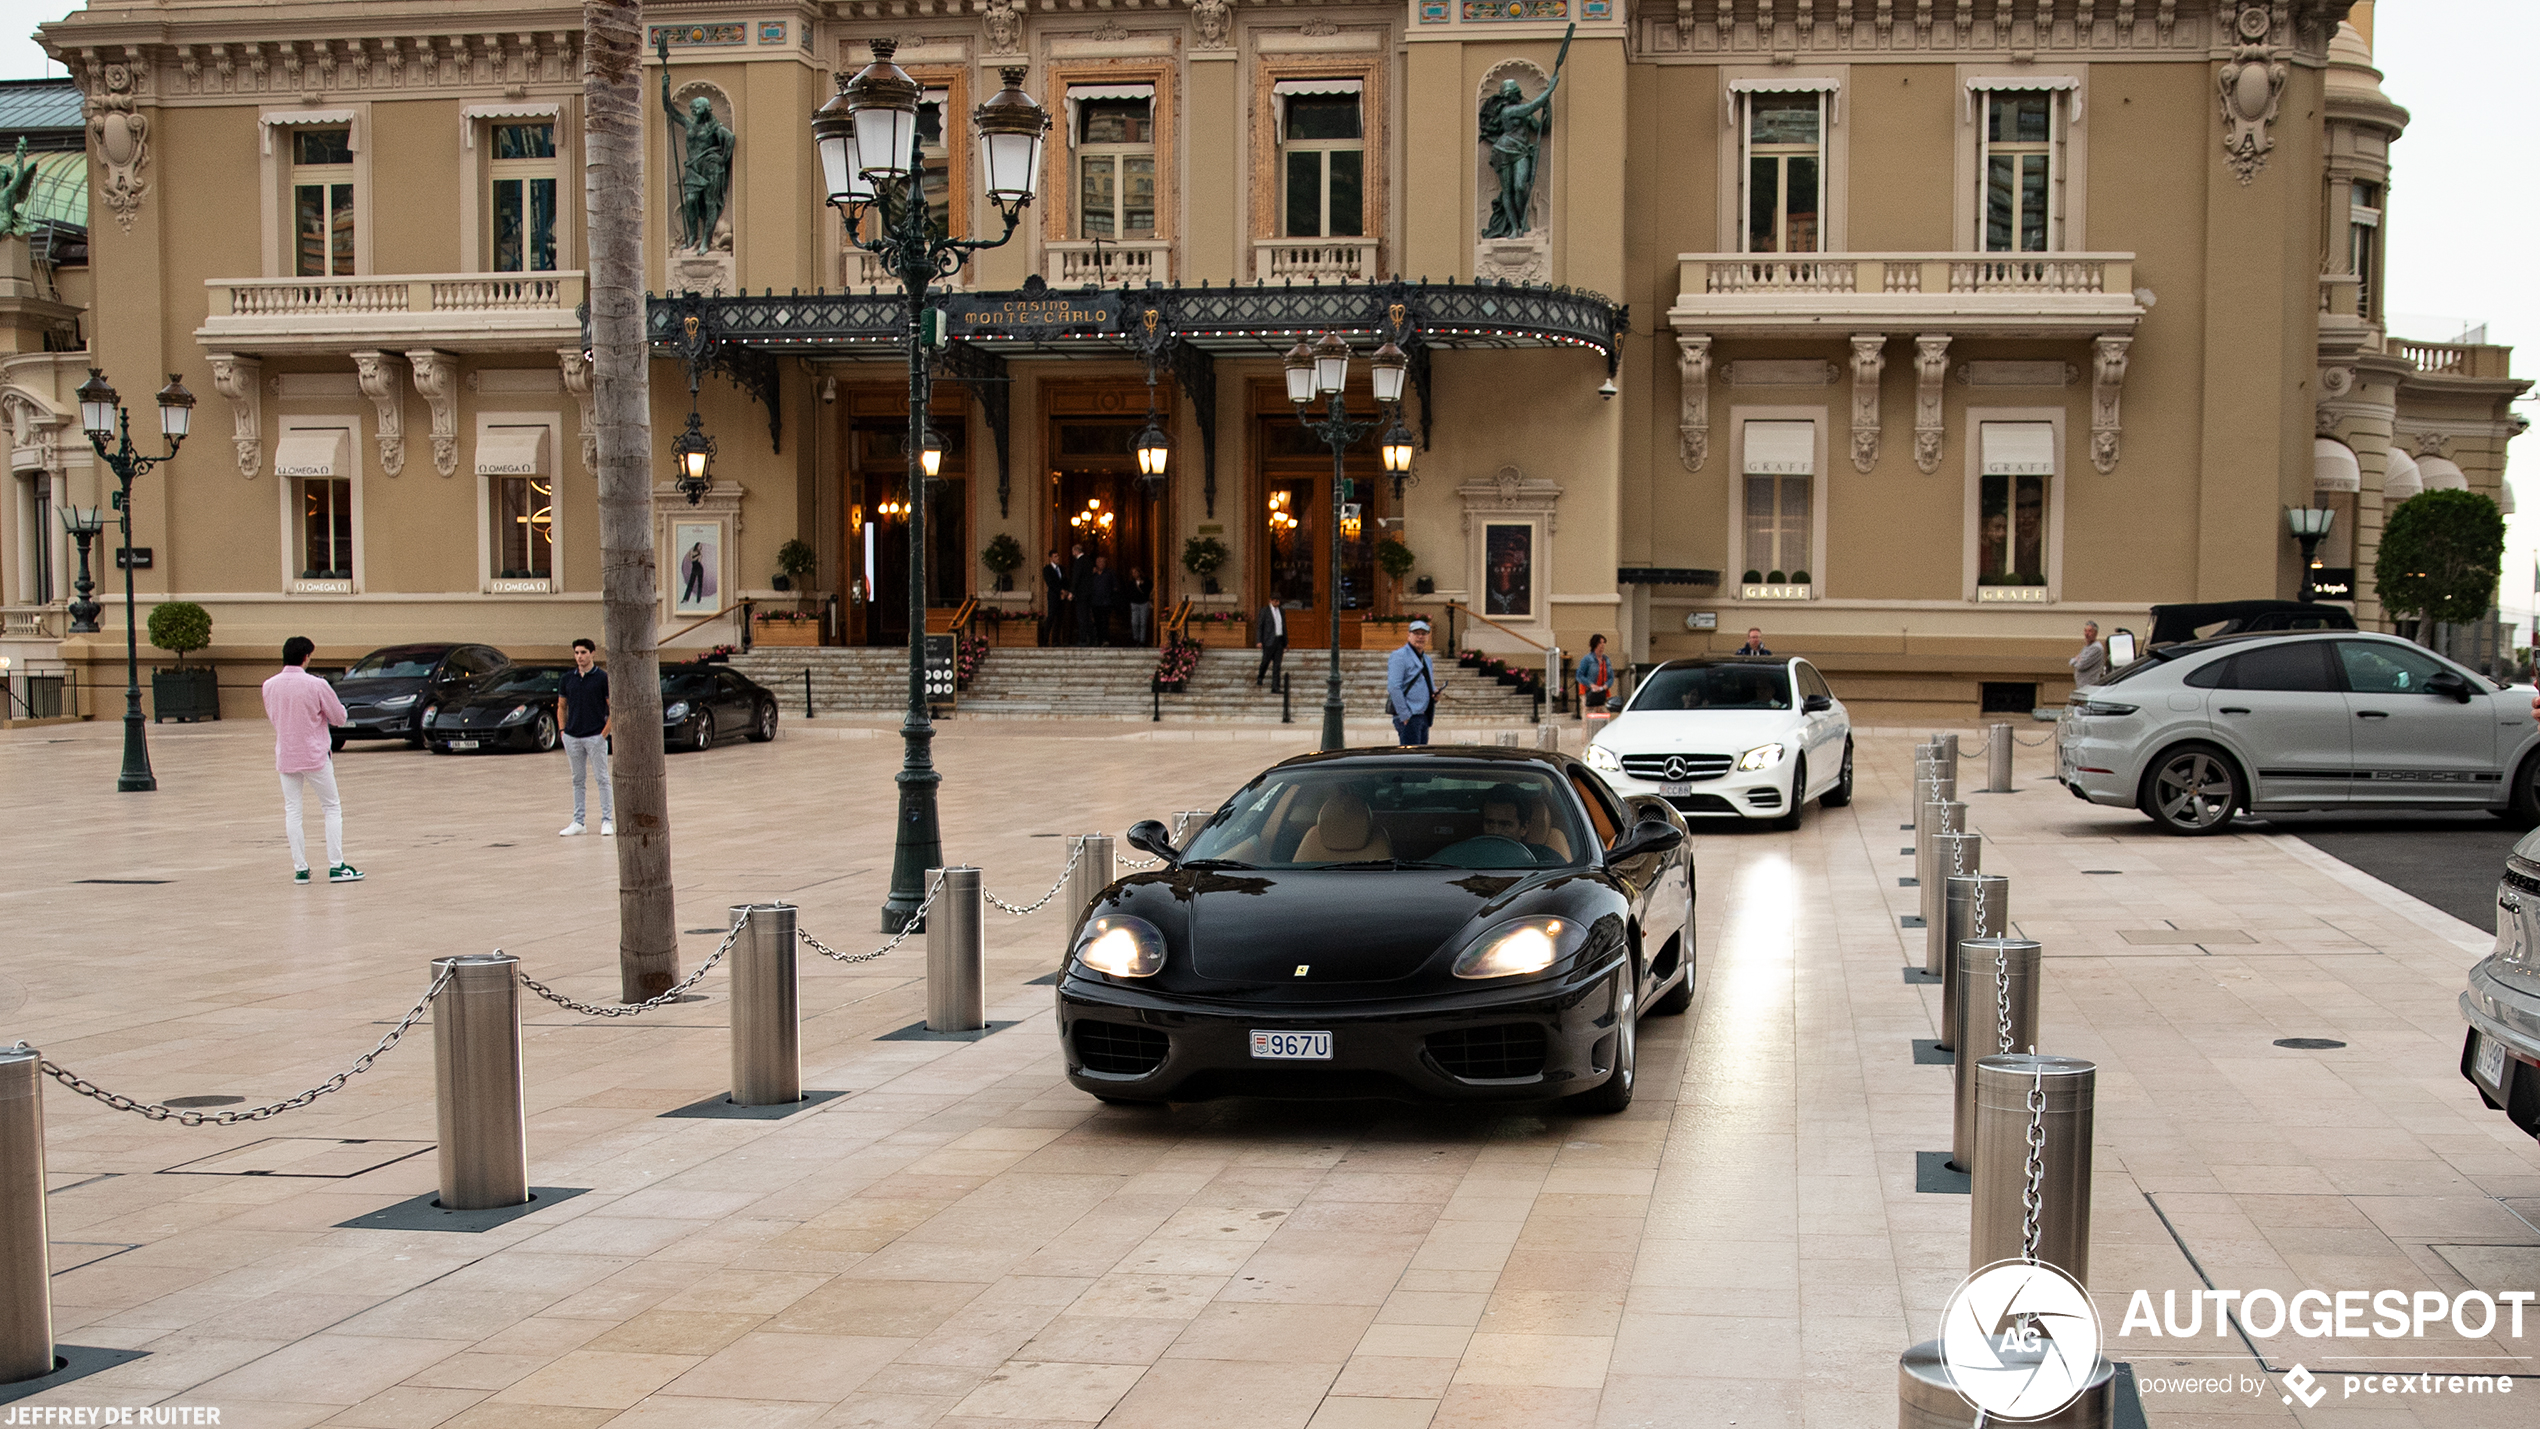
left=1456, top=463, right=1565, bottom=535
left=2217, top=3, right=2286, bottom=186
left=558, top=346, right=597, bottom=476
left=405, top=349, right=459, bottom=476
left=1300, top=19, right=1339, bottom=37
left=351, top=351, right=406, bottom=476
left=984, top=0, right=1024, bottom=55
left=2415, top=430, right=2450, bottom=458
left=1192, top=0, right=1234, bottom=51
left=2090, top=334, right=2131, bottom=473
left=208, top=354, right=262, bottom=477
left=1912, top=334, right=1951, bottom=473
left=1675, top=334, right=1711, bottom=472
left=82, top=57, right=148, bottom=233
left=1849, top=334, right=1885, bottom=473
left=1091, top=20, right=1130, bottom=43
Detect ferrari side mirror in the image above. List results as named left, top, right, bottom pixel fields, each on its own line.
left=1605, top=818, right=1685, bottom=864
left=1125, top=819, right=1181, bottom=867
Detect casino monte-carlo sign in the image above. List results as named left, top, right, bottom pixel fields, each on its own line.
left=944, top=292, right=1124, bottom=340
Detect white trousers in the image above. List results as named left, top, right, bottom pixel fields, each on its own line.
left=279, top=761, right=343, bottom=871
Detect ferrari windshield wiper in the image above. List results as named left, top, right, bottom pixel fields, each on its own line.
left=1180, top=857, right=1257, bottom=871
left=1318, top=859, right=1451, bottom=870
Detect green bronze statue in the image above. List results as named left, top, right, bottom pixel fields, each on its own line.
left=1479, top=24, right=1573, bottom=241
left=0, top=140, right=41, bottom=239
left=658, top=37, right=736, bottom=252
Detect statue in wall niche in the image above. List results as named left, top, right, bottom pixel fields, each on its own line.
left=1191, top=0, right=1234, bottom=49
left=659, top=36, right=736, bottom=253
left=1478, top=25, right=1571, bottom=240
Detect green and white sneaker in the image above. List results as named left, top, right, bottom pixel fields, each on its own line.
left=293, top=868, right=311, bottom=885
left=328, top=863, right=365, bottom=883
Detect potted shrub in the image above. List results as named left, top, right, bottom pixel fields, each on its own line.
left=1189, top=608, right=1249, bottom=649
left=1376, top=537, right=1416, bottom=596
left=774, top=539, right=817, bottom=602
left=753, top=608, right=823, bottom=647
left=1153, top=638, right=1199, bottom=692
left=146, top=600, right=219, bottom=722
left=1182, top=535, right=1230, bottom=596
left=981, top=533, right=1025, bottom=593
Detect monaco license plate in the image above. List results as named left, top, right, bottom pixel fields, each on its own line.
left=2474, top=1033, right=2509, bottom=1094
left=1660, top=781, right=1694, bottom=797
left=448, top=739, right=479, bottom=751
left=1250, top=1030, right=1332, bottom=1061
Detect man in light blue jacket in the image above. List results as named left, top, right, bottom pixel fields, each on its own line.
left=1386, top=618, right=1439, bottom=745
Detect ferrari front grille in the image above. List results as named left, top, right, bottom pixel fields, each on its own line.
left=1426, top=1023, right=1548, bottom=1081
left=1073, top=1020, right=1169, bottom=1075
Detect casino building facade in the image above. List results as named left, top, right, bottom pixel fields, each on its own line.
left=5, top=0, right=2522, bottom=723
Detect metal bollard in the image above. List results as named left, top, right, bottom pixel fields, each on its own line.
left=727, top=903, right=801, bottom=1107
left=1988, top=722, right=2015, bottom=793
left=1496, top=730, right=1520, bottom=746
left=1971, top=1054, right=2096, bottom=1281
left=1061, top=834, right=1114, bottom=965
left=1, top=1046, right=53, bottom=1384
left=1916, top=802, right=1969, bottom=941
left=1537, top=723, right=1560, bottom=750
left=1950, top=936, right=2041, bottom=1172
left=1935, top=869, right=2004, bottom=1047
left=926, top=867, right=987, bottom=1032
left=432, top=953, right=529, bottom=1212
left=1898, top=1338, right=2113, bottom=1429
left=1172, top=810, right=1213, bottom=843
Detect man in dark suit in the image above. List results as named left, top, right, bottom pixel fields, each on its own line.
left=1070, top=543, right=1097, bottom=646
left=1256, top=599, right=1288, bottom=688
left=1039, top=549, right=1068, bottom=647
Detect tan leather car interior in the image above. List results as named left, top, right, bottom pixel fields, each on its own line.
left=1294, top=790, right=1392, bottom=863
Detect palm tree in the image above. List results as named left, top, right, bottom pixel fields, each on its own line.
left=586, top=0, right=678, bottom=999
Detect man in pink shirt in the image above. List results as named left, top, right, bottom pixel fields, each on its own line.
left=261, top=636, right=362, bottom=884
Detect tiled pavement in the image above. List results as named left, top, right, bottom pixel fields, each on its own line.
left=4, top=713, right=2538, bottom=1428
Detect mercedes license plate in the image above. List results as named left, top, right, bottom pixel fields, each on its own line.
left=448, top=739, right=479, bottom=751
left=1250, top=1030, right=1332, bottom=1061
left=2474, top=1033, right=2510, bottom=1094
left=1660, top=781, right=1694, bottom=797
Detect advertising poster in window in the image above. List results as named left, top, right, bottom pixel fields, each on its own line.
left=672, top=521, right=721, bottom=614
left=1484, top=523, right=1533, bottom=619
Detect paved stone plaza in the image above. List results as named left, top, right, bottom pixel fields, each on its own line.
left=4, top=715, right=2537, bottom=1428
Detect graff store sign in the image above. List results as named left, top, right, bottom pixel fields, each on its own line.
left=945, top=293, right=1123, bottom=340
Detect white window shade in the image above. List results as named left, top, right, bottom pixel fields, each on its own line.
left=2504, top=482, right=2519, bottom=516
left=1980, top=423, right=2056, bottom=476
left=1273, top=78, right=1363, bottom=132
left=273, top=429, right=350, bottom=478
left=1743, top=421, right=1815, bottom=475
left=462, top=100, right=563, bottom=149
left=1065, top=83, right=1156, bottom=137
left=260, top=109, right=357, bottom=156
left=1965, top=75, right=2082, bottom=122
left=2418, top=455, right=2469, bottom=491
left=477, top=428, right=548, bottom=477
left=1726, top=77, right=1841, bottom=125
left=2312, top=438, right=2361, bottom=493
left=2382, top=447, right=2422, bottom=499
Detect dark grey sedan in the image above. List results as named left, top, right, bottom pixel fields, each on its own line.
left=329, top=643, right=508, bottom=749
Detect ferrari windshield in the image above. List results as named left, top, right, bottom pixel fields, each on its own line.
left=1181, top=764, right=1590, bottom=871
left=481, top=666, right=567, bottom=695
left=1627, top=662, right=1791, bottom=712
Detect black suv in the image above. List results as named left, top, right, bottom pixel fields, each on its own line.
left=329, top=643, right=508, bottom=749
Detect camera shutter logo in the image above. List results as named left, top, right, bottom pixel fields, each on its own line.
left=1938, top=1259, right=2103, bottom=1420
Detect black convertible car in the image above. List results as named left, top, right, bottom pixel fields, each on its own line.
left=1057, top=747, right=1696, bottom=1112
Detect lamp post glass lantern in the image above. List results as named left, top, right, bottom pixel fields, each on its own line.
left=60, top=504, right=104, bottom=634
left=822, top=40, right=1048, bottom=932
left=2286, top=504, right=2335, bottom=603
left=77, top=368, right=194, bottom=792
left=1285, top=333, right=1414, bottom=752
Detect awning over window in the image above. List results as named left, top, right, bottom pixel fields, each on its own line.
left=1066, top=83, right=1155, bottom=137
left=1725, top=76, right=1841, bottom=125
left=462, top=100, right=563, bottom=148
left=2312, top=437, right=2361, bottom=493
left=259, top=108, right=356, bottom=157
left=1980, top=422, right=2056, bottom=476
left=2419, top=455, right=2469, bottom=491
left=273, top=428, right=349, bottom=479
left=1743, top=420, right=1814, bottom=475
left=477, top=427, right=548, bottom=477
left=1964, top=74, right=2082, bottom=122
left=1271, top=79, right=1362, bottom=98
left=2383, top=447, right=2422, bottom=500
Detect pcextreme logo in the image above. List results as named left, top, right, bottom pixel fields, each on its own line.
left=1938, top=1260, right=2104, bottom=1421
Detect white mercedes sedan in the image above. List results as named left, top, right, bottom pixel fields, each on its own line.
left=1583, top=656, right=1853, bottom=829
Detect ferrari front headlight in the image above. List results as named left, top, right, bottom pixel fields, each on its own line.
left=1074, top=915, right=1167, bottom=978
left=1736, top=742, right=1786, bottom=771
left=499, top=703, right=533, bottom=725
left=1585, top=743, right=1621, bottom=774
left=1452, top=915, right=1581, bottom=980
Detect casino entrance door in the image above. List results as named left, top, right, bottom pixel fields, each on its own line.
left=1253, top=380, right=1388, bottom=649
left=1045, top=384, right=1169, bottom=648
left=844, top=389, right=970, bottom=647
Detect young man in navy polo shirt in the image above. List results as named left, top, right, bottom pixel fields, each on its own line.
left=555, top=638, right=613, bottom=836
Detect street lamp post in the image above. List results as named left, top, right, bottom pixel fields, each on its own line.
left=1283, top=333, right=1410, bottom=752
left=75, top=369, right=194, bottom=792
left=817, top=42, right=1048, bottom=932
left=2286, top=505, right=2335, bottom=603
left=59, top=505, right=104, bottom=634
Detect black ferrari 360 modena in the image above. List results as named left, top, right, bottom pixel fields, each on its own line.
left=1056, top=747, right=1696, bottom=1113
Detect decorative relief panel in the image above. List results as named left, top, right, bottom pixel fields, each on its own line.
left=351, top=351, right=406, bottom=477
left=2090, top=335, right=2131, bottom=473
left=81, top=57, right=147, bottom=232
left=208, top=354, right=261, bottom=477
left=1675, top=334, right=1711, bottom=473
left=1639, top=0, right=2210, bottom=58
left=1912, top=335, right=1951, bottom=474
left=2216, top=3, right=2287, bottom=185
left=559, top=347, right=597, bottom=476
left=1848, top=335, right=1884, bottom=474
left=406, top=350, right=459, bottom=477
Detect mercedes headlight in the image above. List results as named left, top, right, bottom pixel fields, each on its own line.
left=1074, top=915, right=1167, bottom=978
left=1585, top=744, right=1621, bottom=773
left=1736, top=742, right=1786, bottom=771
left=1451, top=915, right=1585, bottom=980
left=664, top=700, right=690, bottom=721
left=376, top=693, right=418, bottom=711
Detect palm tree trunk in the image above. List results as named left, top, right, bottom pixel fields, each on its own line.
left=586, top=0, right=678, bottom=999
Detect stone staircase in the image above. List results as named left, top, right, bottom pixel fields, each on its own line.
left=729, top=645, right=1545, bottom=723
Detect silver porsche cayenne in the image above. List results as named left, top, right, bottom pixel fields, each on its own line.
left=2465, top=832, right=2540, bottom=1141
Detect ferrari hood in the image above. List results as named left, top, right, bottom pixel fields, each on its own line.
left=1180, top=868, right=1536, bottom=985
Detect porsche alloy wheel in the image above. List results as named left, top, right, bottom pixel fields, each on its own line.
left=1573, top=978, right=1637, bottom=1114
left=749, top=702, right=778, bottom=743
left=2143, top=744, right=2239, bottom=835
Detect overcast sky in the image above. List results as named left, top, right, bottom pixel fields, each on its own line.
left=0, top=1, right=2527, bottom=617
